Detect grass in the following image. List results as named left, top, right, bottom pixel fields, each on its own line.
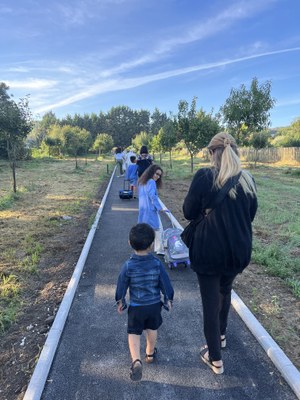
left=21, top=235, right=44, bottom=273
left=0, top=274, right=20, bottom=333
left=0, top=192, right=19, bottom=210
left=0, top=155, right=112, bottom=332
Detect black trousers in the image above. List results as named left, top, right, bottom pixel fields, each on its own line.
left=196, top=273, right=237, bottom=361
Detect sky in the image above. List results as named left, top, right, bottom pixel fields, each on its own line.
left=1, top=0, right=300, bottom=128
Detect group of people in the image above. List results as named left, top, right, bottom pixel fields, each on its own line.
left=115, top=133, right=258, bottom=381
left=114, top=145, right=154, bottom=198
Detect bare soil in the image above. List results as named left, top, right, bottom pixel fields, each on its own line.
left=0, top=175, right=299, bottom=400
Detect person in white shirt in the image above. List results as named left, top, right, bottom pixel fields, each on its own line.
left=125, top=148, right=136, bottom=170
left=114, top=147, right=125, bottom=177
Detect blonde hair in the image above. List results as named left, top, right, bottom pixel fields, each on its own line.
left=208, top=133, right=256, bottom=199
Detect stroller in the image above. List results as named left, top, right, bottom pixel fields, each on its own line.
left=162, top=223, right=190, bottom=269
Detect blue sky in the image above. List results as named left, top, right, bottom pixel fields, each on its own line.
left=1, top=0, right=300, bottom=127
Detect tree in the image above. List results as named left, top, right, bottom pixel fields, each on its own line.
left=158, top=119, right=178, bottom=168
left=0, top=83, right=33, bottom=192
left=92, top=133, right=114, bottom=157
left=106, top=106, right=150, bottom=147
left=272, top=118, right=300, bottom=147
left=150, top=134, right=163, bottom=164
left=132, top=131, right=151, bottom=152
left=150, top=108, right=168, bottom=136
left=177, top=97, right=220, bottom=172
left=61, top=126, right=91, bottom=168
left=221, top=77, right=276, bottom=145
left=43, top=124, right=64, bottom=157
left=249, top=131, right=270, bottom=167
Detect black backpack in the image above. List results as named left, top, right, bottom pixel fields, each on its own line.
left=137, top=158, right=152, bottom=177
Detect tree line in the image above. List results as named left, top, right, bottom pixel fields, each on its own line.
left=1, top=78, right=299, bottom=192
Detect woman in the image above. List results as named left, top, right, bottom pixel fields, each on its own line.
left=182, top=132, right=257, bottom=374
left=137, top=145, right=153, bottom=178
left=138, top=164, right=168, bottom=254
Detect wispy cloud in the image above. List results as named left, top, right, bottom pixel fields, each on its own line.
left=156, top=0, right=275, bottom=54
left=36, top=46, right=300, bottom=113
left=6, top=78, right=58, bottom=90
left=99, top=0, right=277, bottom=77
left=276, top=97, right=300, bottom=107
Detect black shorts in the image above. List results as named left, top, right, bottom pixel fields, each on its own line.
left=127, top=302, right=163, bottom=335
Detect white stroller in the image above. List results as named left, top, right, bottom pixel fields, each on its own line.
left=162, top=224, right=190, bottom=269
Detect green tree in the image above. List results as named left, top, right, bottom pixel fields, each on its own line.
left=177, top=97, right=220, bottom=172
left=0, top=83, right=33, bottom=192
left=221, top=77, right=276, bottom=145
left=61, top=126, right=91, bottom=168
left=106, top=106, right=150, bottom=147
left=158, top=119, right=178, bottom=168
left=249, top=130, right=270, bottom=167
left=272, top=118, right=300, bottom=147
left=132, top=131, right=151, bottom=152
left=150, top=134, right=163, bottom=164
left=150, top=108, right=168, bottom=136
left=92, top=133, right=114, bottom=157
left=43, top=124, right=64, bottom=157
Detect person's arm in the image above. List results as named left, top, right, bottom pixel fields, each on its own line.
left=115, top=262, right=129, bottom=313
left=147, top=180, right=162, bottom=211
left=183, top=168, right=212, bottom=220
left=158, top=261, right=174, bottom=302
left=250, top=195, right=258, bottom=222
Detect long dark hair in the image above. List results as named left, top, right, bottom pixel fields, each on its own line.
left=138, top=164, right=163, bottom=189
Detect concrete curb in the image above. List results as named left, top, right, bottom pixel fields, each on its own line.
left=23, top=167, right=116, bottom=400
left=159, top=198, right=300, bottom=400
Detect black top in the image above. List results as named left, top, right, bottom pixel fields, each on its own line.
left=137, top=155, right=153, bottom=177
left=183, top=168, right=258, bottom=275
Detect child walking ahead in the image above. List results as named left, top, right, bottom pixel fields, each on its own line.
left=125, top=155, right=138, bottom=198
left=115, top=223, right=174, bottom=381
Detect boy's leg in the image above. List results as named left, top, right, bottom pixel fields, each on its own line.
left=128, top=334, right=141, bottom=361
left=145, top=329, right=157, bottom=356
left=128, top=334, right=142, bottom=381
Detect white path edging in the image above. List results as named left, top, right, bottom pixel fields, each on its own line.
left=159, top=198, right=300, bottom=400
left=23, top=167, right=116, bottom=400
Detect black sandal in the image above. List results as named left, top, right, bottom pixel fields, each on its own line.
left=130, top=359, right=142, bottom=381
left=200, top=346, right=224, bottom=375
left=145, top=347, right=157, bottom=363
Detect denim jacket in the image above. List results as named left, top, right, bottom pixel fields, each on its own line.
left=115, top=253, right=174, bottom=307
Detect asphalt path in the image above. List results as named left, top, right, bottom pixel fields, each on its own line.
left=42, top=174, right=297, bottom=400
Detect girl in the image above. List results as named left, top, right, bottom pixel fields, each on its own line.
left=138, top=164, right=168, bottom=254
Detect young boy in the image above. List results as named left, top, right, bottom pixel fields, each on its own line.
left=125, top=155, right=138, bottom=198
left=115, top=223, right=174, bottom=381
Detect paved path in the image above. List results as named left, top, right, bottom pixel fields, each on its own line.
left=42, top=174, right=297, bottom=400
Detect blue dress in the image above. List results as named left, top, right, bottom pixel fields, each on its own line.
left=138, top=179, right=162, bottom=230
